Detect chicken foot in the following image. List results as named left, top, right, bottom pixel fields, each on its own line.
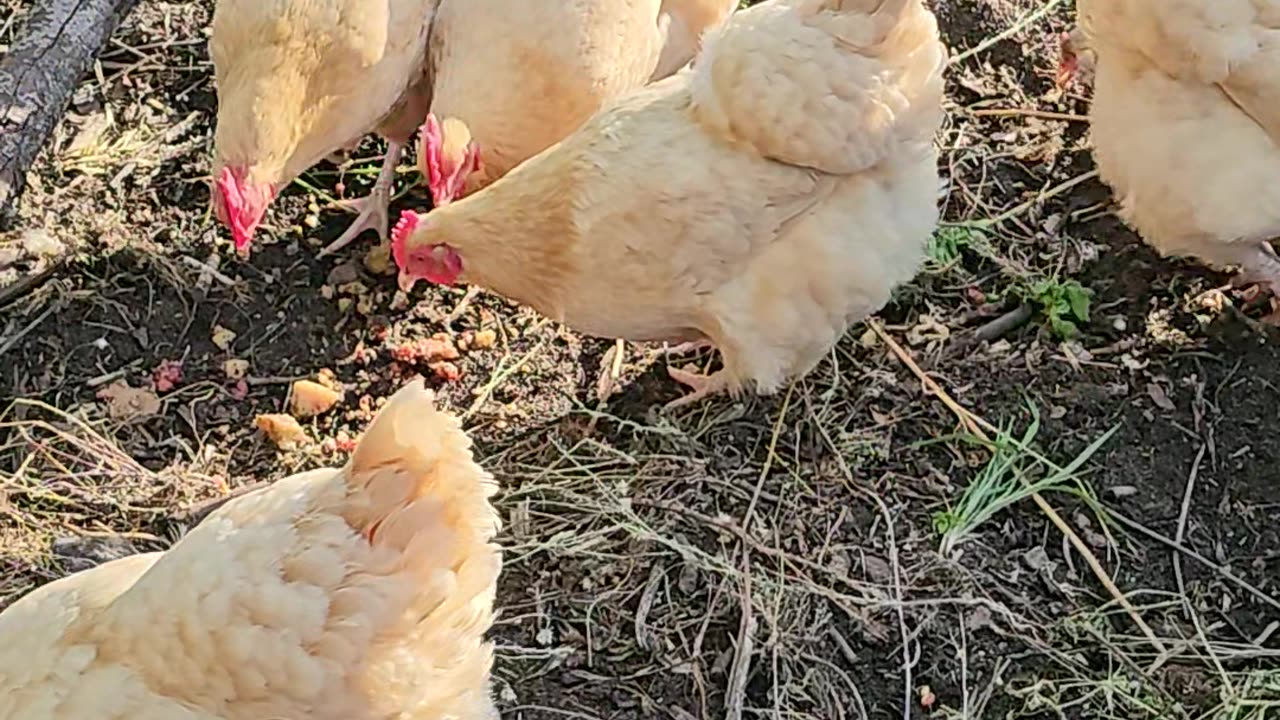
left=663, top=339, right=713, bottom=356
left=1214, top=240, right=1280, bottom=325
left=664, top=366, right=732, bottom=409
left=318, top=141, right=404, bottom=258
left=1230, top=241, right=1280, bottom=295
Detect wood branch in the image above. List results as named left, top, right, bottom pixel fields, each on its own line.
left=0, top=0, right=141, bottom=222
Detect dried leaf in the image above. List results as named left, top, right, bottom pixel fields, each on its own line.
left=95, top=380, right=160, bottom=420
left=1146, top=382, right=1175, bottom=412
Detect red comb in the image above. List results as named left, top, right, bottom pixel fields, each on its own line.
left=390, top=210, right=421, bottom=265
left=215, top=166, right=254, bottom=251
left=418, top=114, right=444, bottom=189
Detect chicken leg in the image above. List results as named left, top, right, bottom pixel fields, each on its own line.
left=318, top=141, right=404, bottom=258
left=1229, top=240, right=1280, bottom=326
left=664, top=365, right=732, bottom=409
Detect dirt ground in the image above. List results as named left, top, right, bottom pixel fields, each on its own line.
left=2, top=0, right=1279, bottom=717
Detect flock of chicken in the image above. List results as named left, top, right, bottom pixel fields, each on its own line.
left=1, top=0, right=1277, bottom=716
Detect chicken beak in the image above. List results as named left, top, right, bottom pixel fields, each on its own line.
left=398, top=269, right=420, bottom=294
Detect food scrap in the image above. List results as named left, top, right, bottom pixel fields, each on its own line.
left=460, top=328, right=497, bottom=351
left=363, top=242, right=394, bottom=276
left=430, top=361, right=461, bottom=382
left=222, top=358, right=249, bottom=380
left=254, top=413, right=308, bottom=450
left=211, top=324, right=237, bottom=351
left=151, top=359, right=184, bottom=392
left=391, top=333, right=460, bottom=364
left=290, top=379, right=342, bottom=417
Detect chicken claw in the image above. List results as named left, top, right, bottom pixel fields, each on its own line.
left=664, top=365, right=731, bottom=409
left=663, top=339, right=713, bottom=356
left=318, top=141, right=404, bottom=258
left=1229, top=241, right=1280, bottom=298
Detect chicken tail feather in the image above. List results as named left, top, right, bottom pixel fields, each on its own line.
left=346, top=378, right=500, bottom=553
left=341, top=378, right=502, bottom=714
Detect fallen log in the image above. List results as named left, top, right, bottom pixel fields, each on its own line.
left=0, top=0, right=141, bottom=222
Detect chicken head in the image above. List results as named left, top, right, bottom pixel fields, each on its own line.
left=419, top=113, right=482, bottom=206
left=392, top=210, right=464, bottom=289
left=1055, top=26, right=1094, bottom=89
left=208, top=0, right=436, bottom=256
left=213, top=166, right=277, bottom=255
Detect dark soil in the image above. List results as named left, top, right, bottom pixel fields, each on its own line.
left=1, top=0, right=1278, bottom=718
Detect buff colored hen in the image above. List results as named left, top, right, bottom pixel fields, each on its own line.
left=393, top=0, right=945, bottom=407
left=209, top=0, right=438, bottom=257
left=418, top=0, right=738, bottom=206
left=1060, top=0, right=1280, bottom=295
left=0, top=379, right=502, bottom=720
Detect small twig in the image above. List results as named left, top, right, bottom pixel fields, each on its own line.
left=722, top=386, right=791, bottom=720
left=960, top=612, right=971, bottom=720
left=1174, top=444, right=1206, bottom=620
left=866, top=317, right=1168, bottom=656
left=462, top=336, right=549, bottom=421
left=969, top=108, right=1088, bottom=123
left=180, top=255, right=235, bottom=287
left=745, top=385, right=792, bottom=527
left=245, top=375, right=307, bottom=386
left=638, top=501, right=875, bottom=597
left=1189, top=602, right=1236, bottom=698
left=948, top=0, right=1067, bottom=66
left=84, top=366, right=132, bottom=388
left=608, top=337, right=624, bottom=379
left=973, top=303, right=1033, bottom=343
left=442, top=285, right=482, bottom=331
left=633, top=562, right=665, bottom=651
left=1106, top=509, right=1280, bottom=613
left=0, top=261, right=59, bottom=308
left=804, top=393, right=914, bottom=719
left=723, top=560, right=756, bottom=720
left=172, top=481, right=269, bottom=524
left=961, top=170, right=1101, bottom=229
left=0, top=301, right=57, bottom=357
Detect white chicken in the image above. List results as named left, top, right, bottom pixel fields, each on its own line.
left=392, top=0, right=946, bottom=408
left=0, top=379, right=502, bottom=719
